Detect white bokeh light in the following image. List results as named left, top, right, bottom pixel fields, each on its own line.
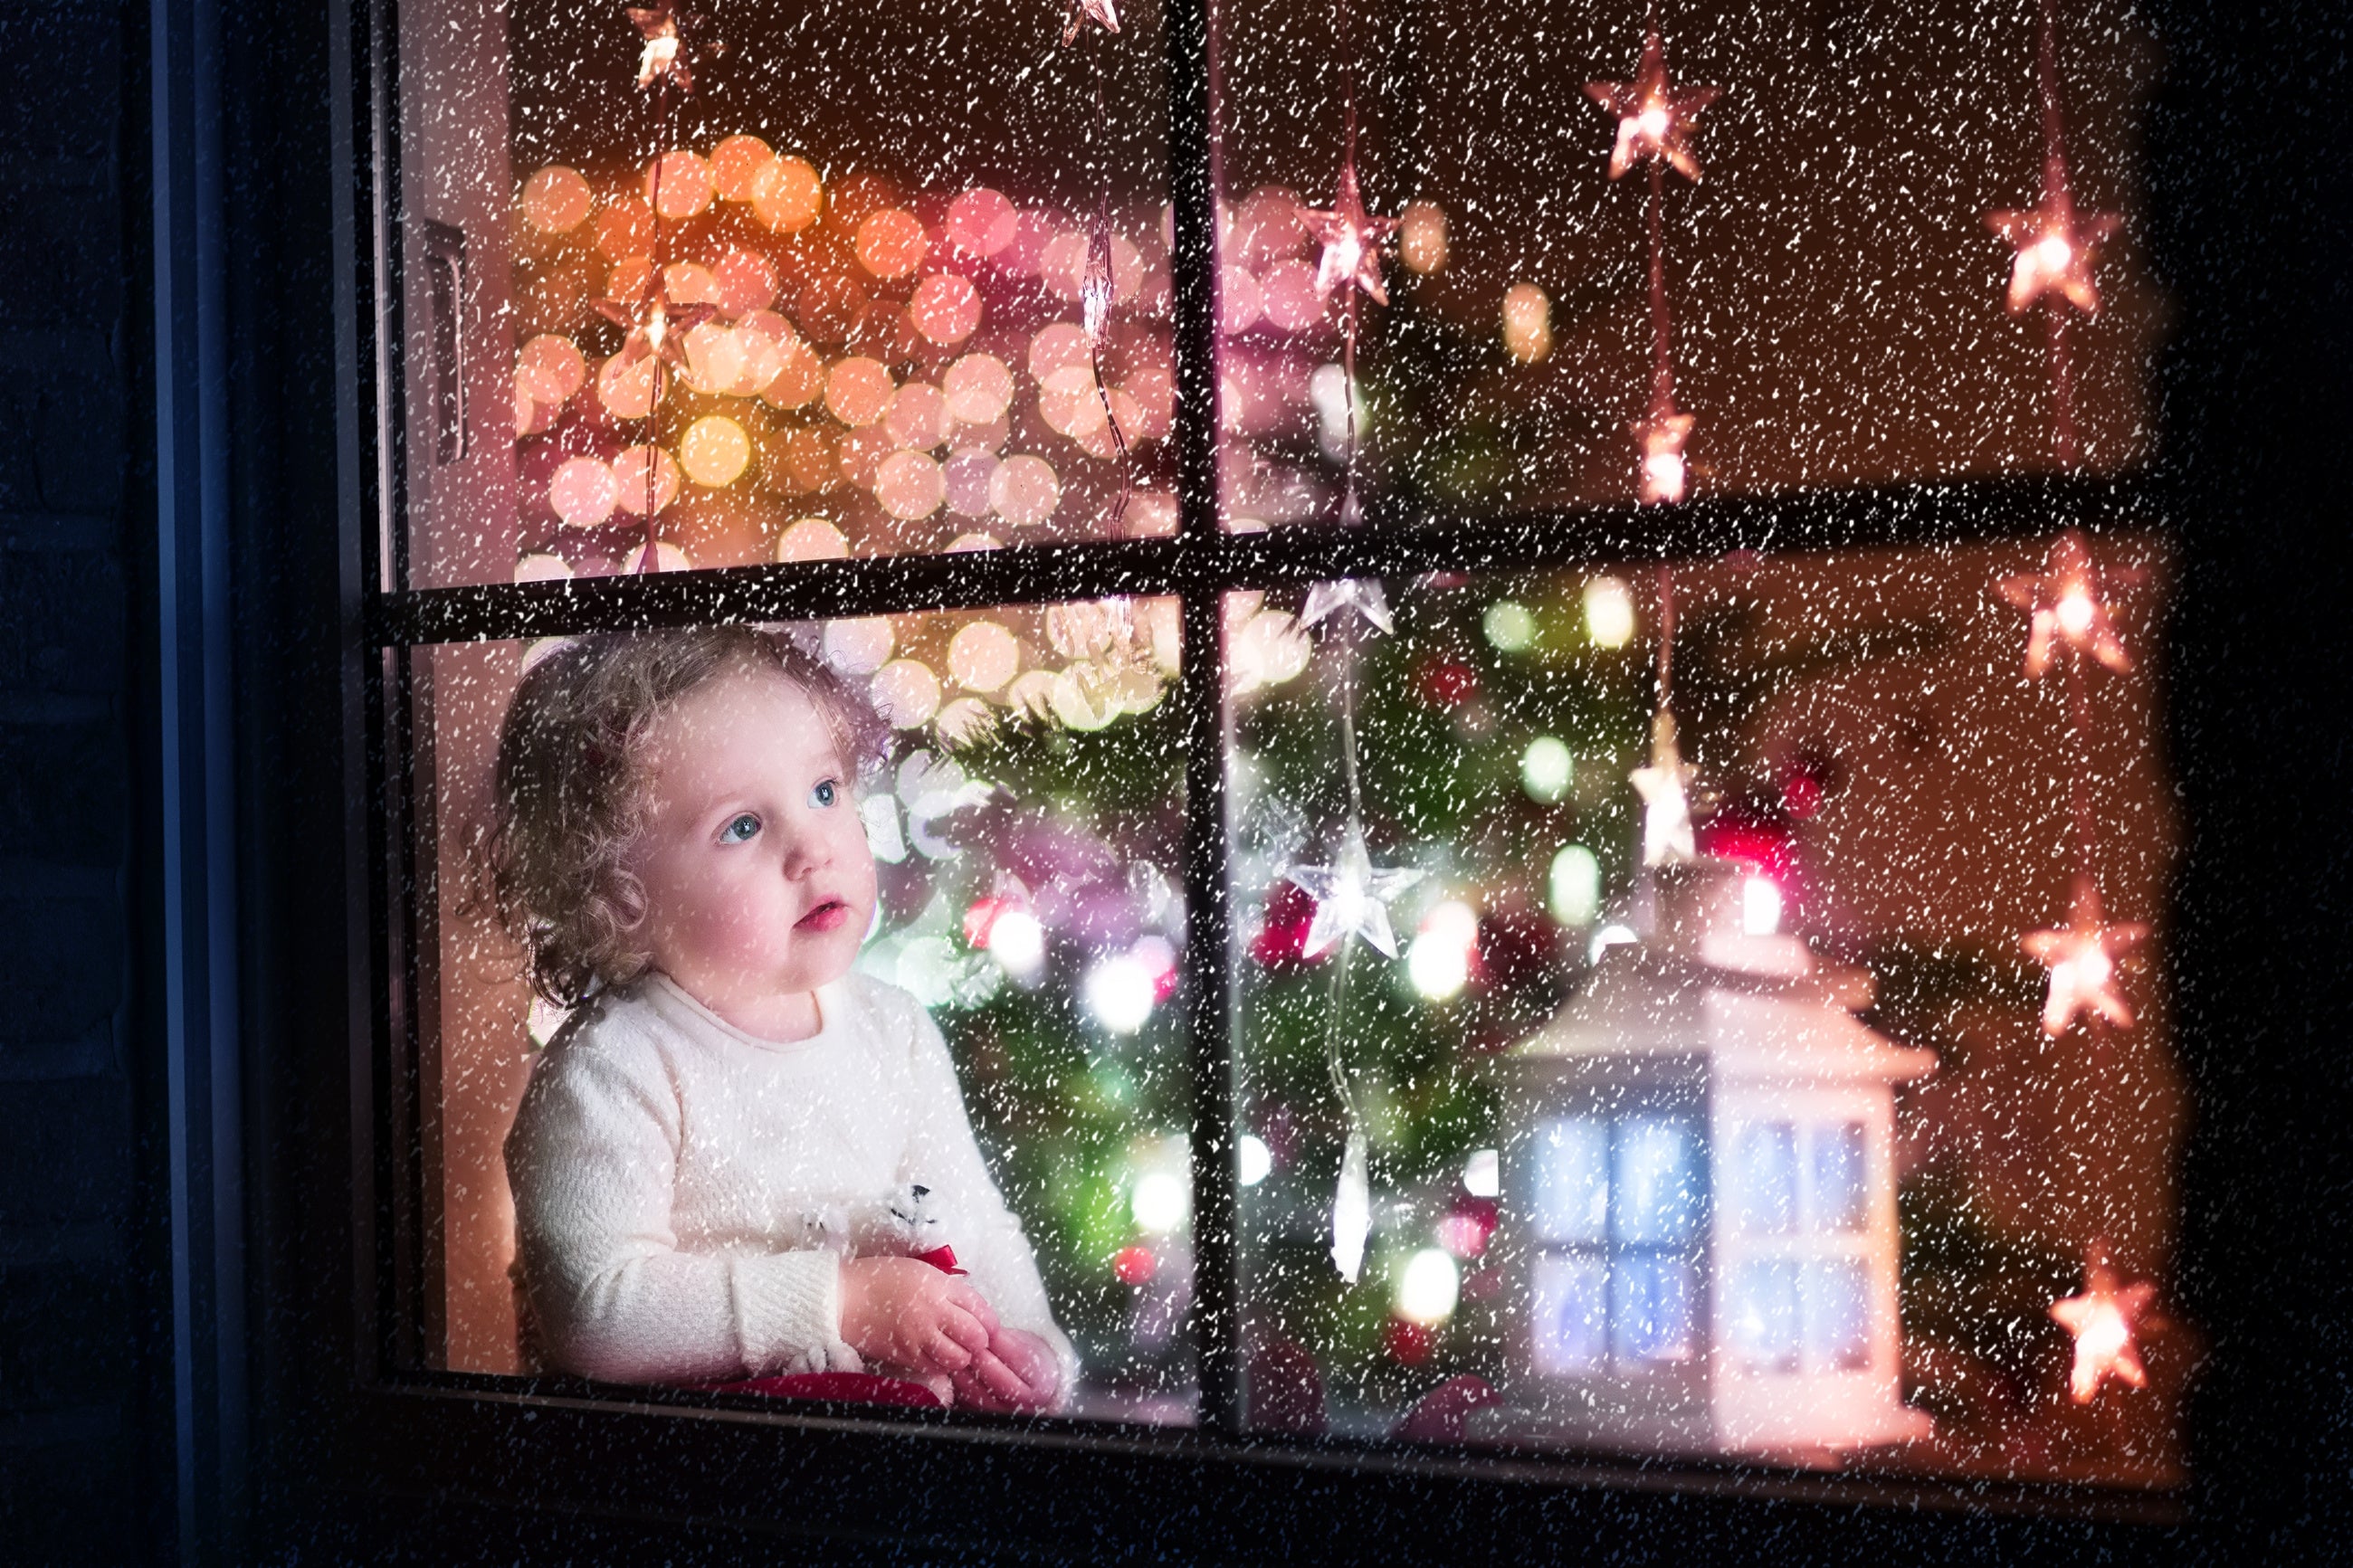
left=1548, top=845, right=1602, bottom=927
left=1394, top=1247, right=1462, bottom=1326
left=1130, top=1170, right=1189, bottom=1234
left=1521, top=736, right=1574, bottom=802
left=1084, top=953, right=1158, bottom=1034
left=986, top=908, right=1046, bottom=983
left=1407, top=899, right=1479, bottom=1003
left=1462, top=1147, right=1500, bottom=1198
left=1238, top=1134, right=1273, bottom=1187
left=1583, top=576, right=1637, bottom=648
left=1742, top=875, right=1785, bottom=936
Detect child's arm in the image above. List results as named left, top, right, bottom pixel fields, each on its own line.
left=507, top=1031, right=853, bottom=1384
left=890, top=996, right=1084, bottom=1409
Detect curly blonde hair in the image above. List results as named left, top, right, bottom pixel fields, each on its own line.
left=485, top=627, right=887, bottom=1008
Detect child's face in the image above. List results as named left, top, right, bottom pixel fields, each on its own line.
left=628, top=658, right=878, bottom=1039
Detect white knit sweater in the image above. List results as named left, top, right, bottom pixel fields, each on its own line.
left=505, top=969, right=1079, bottom=1398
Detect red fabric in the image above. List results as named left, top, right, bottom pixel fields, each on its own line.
left=1390, top=1374, right=1502, bottom=1443
left=696, top=1371, right=944, bottom=1408
left=912, top=1244, right=966, bottom=1276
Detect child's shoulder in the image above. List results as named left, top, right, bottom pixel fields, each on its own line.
left=530, top=984, right=688, bottom=1082
left=828, top=968, right=937, bottom=1046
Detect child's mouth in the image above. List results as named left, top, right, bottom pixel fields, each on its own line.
left=796, top=898, right=851, bottom=933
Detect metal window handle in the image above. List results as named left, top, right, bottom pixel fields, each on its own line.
left=422, top=219, right=467, bottom=464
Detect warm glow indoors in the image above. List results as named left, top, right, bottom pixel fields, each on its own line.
left=676, top=414, right=750, bottom=487
left=1501, top=282, right=1552, bottom=363
left=1583, top=576, right=1636, bottom=647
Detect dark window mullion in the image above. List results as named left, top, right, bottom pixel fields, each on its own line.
left=366, top=469, right=2147, bottom=647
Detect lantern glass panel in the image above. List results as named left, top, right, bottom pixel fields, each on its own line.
left=1805, top=1259, right=1872, bottom=1371
left=1731, top=1121, right=1798, bottom=1235
left=1609, top=1254, right=1699, bottom=1364
left=1611, top=1119, right=1701, bottom=1244
left=1529, top=1253, right=1609, bottom=1374
left=1532, top=1117, right=1610, bottom=1242
left=1729, top=1259, right=1803, bottom=1373
left=1812, top=1122, right=1870, bottom=1233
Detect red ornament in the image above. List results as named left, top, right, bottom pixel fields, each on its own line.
left=1416, top=659, right=1478, bottom=708
left=1383, top=1319, right=1435, bottom=1366
left=1250, top=879, right=1323, bottom=968
left=1111, top=1245, right=1159, bottom=1285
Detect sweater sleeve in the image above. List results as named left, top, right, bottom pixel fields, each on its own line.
left=887, top=992, right=1084, bottom=1402
left=505, top=1019, right=857, bottom=1384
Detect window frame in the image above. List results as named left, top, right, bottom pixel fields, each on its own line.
left=306, top=0, right=2220, bottom=1543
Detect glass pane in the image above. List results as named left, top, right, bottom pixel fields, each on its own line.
left=1611, top=1119, right=1700, bottom=1245
left=1209, top=0, right=2160, bottom=532
left=397, top=0, right=1173, bottom=588
left=1729, top=1121, right=1796, bottom=1236
left=1804, top=1259, right=1872, bottom=1372
left=1728, top=1259, right=1800, bottom=1373
left=1229, top=540, right=2189, bottom=1481
left=1529, top=1253, right=1607, bottom=1376
left=399, top=602, right=1193, bottom=1423
left=1530, top=1116, right=1607, bottom=1242
left=1609, top=1255, right=1695, bottom=1365
left=1811, top=1121, right=1869, bottom=1233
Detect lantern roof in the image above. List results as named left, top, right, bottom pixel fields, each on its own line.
left=1512, top=860, right=1936, bottom=1085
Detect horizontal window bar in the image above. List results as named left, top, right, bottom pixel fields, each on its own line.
left=373, top=471, right=2151, bottom=645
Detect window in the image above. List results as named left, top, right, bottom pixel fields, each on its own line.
left=368, top=0, right=2189, bottom=1513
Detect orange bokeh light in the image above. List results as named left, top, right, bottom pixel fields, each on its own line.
left=855, top=209, right=929, bottom=280
left=520, top=166, right=594, bottom=233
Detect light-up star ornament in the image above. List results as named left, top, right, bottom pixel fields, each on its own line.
left=1998, top=530, right=2137, bottom=678
left=2022, top=874, right=2148, bottom=1035
left=1629, top=708, right=1697, bottom=867
left=1986, top=157, right=2121, bottom=316
left=1289, top=823, right=1424, bottom=960
left=1061, top=0, right=1119, bottom=46
left=1633, top=392, right=1696, bottom=506
left=626, top=5, right=707, bottom=91
left=2050, top=1241, right=2158, bottom=1402
left=594, top=278, right=713, bottom=389
left=1300, top=578, right=1394, bottom=636
left=1297, top=160, right=1400, bottom=311
left=1585, top=30, right=1721, bottom=182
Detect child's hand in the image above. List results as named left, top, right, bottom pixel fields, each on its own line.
left=838, top=1257, right=1000, bottom=1380
left=950, top=1326, right=1063, bottom=1413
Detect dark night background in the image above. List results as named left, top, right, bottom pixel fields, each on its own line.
left=2, top=0, right=2349, bottom=1560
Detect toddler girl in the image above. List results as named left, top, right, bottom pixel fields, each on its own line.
left=492, top=626, right=1074, bottom=1411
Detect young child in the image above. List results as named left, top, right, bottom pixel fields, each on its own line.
left=491, top=626, right=1075, bottom=1411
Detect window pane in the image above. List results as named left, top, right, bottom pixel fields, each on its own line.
left=1529, top=1253, right=1607, bottom=1376
left=1804, top=1260, right=1872, bottom=1372
left=1227, top=542, right=2188, bottom=1481
left=1812, top=1122, right=1869, bottom=1234
left=1728, top=1259, right=1801, bottom=1373
left=1730, top=1121, right=1796, bottom=1236
left=396, top=603, right=1193, bottom=1423
left=397, top=0, right=1173, bottom=588
left=1530, top=1116, right=1607, bottom=1242
left=1611, top=1119, right=1700, bottom=1245
left=1209, top=0, right=2159, bottom=532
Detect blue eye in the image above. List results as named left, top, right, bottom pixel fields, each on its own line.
left=720, top=813, right=760, bottom=844
left=810, top=779, right=839, bottom=808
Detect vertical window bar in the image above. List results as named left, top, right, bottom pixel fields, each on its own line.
left=1161, top=0, right=1240, bottom=1432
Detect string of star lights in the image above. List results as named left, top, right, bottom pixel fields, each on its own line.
left=1984, top=0, right=2120, bottom=469
left=1983, top=0, right=2158, bottom=1404
left=1277, top=0, right=1426, bottom=1284
left=1585, top=14, right=1718, bottom=504
left=1066, top=0, right=1135, bottom=532
left=1627, top=567, right=1697, bottom=869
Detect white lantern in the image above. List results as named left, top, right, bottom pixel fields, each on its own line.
left=1484, top=860, right=1935, bottom=1456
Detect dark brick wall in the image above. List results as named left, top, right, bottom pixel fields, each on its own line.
left=0, top=3, right=148, bottom=1563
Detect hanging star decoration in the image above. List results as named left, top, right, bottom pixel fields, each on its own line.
left=626, top=5, right=713, bottom=91
left=1297, top=158, right=1400, bottom=311
left=2050, top=1240, right=2158, bottom=1402
left=1986, top=156, right=2122, bottom=316
left=1289, top=823, right=1424, bottom=960
left=1300, top=577, right=1394, bottom=636
left=2022, top=874, right=2148, bottom=1035
left=1998, top=529, right=2139, bottom=678
left=1061, top=0, right=1119, bottom=46
left=1585, top=29, right=1721, bottom=183
left=1630, top=708, right=1698, bottom=867
left=1633, top=391, right=1696, bottom=506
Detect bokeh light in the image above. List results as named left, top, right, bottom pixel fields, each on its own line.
left=855, top=209, right=928, bottom=279
left=514, top=334, right=586, bottom=404
left=1583, top=575, right=1637, bottom=647
left=678, top=415, right=751, bottom=487
left=643, top=150, right=714, bottom=220
left=988, top=454, right=1062, bottom=527
left=1237, top=1134, right=1273, bottom=1187
left=748, top=156, right=823, bottom=233
left=708, top=134, right=773, bottom=202
left=1407, top=899, right=1479, bottom=1003
left=823, top=616, right=894, bottom=674
left=520, top=165, right=593, bottom=233
left=825, top=357, right=895, bottom=426
left=1481, top=599, right=1537, bottom=651
left=609, top=443, right=681, bottom=514
left=1548, top=845, right=1602, bottom=926
left=775, top=517, right=848, bottom=561
left=948, top=620, right=1021, bottom=691
left=1520, top=736, right=1574, bottom=803
left=1085, top=952, right=1159, bottom=1034
left=547, top=456, right=619, bottom=527
left=1399, top=201, right=1448, bottom=274
left=871, top=659, right=943, bottom=728
left=1130, top=1171, right=1190, bottom=1234
left=943, top=353, right=1015, bottom=423
left=1394, top=1249, right=1462, bottom=1326
left=945, top=187, right=1019, bottom=256
left=874, top=450, right=945, bottom=519
left=1503, top=282, right=1553, bottom=363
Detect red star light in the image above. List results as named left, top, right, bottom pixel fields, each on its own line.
left=1061, top=0, right=1119, bottom=46
left=1986, top=156, right=2121, bottom=316
left=1297, top=158, right=1400, bottom=309
left=1998, top=529, right=2138, bottom=678
left=1632, top=392, right=1695, bottom=505
left=2021, top=874, right=2148, bottom=1036
left=1585, top=30, right=1720, bottom=183
left=595, top=278, right=714, bottom=393
left=2049, top=1241, right=2158, bottom=1403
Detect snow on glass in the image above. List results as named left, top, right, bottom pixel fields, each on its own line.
left=390, top=0, right=2182, bottom=1481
